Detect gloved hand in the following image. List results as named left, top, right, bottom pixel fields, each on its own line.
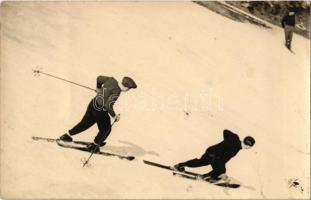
left=219, top=173, right=230, bottom=182
left=114, top=114, right=120, bottom=122
left=96, top=84, right=105, bottom=95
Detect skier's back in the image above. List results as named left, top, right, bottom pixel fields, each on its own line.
left=206, top=130, right=242, bottom=164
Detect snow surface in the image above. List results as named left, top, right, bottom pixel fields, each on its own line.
left=0, top=2, right=310, bottom=199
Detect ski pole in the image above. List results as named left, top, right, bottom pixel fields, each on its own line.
left=32, top=69, right=96, bottom=92
left=82, top=117, right=119, bottom=167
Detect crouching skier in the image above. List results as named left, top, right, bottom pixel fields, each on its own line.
left=172, top=130, right=255, bottom=182
left=59, top=75, right=137, bottom=152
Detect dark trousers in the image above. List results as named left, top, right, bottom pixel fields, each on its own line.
left=284, top=25, right=294, bottom=48
left=69, top=100, right=111, bottom=144
left=178, top=151, right=226, bottom=179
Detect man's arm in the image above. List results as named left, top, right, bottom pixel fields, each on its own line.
left=105, top=90, right=120, bottom=118
left=281, top=17, right=285, bottom=28
left=96, top=76, right=111, bottom=89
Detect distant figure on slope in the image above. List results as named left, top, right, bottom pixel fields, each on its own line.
left=59, top=75, right=137, bottom=152
left=281, top=9, right=296, bottom=50
left=172, top=130, right=255, bottom=182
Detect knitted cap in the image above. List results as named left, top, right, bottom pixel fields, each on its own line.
left=122, top=76, right=137, bottom=89
left=243, top=136, right=255, bottom=146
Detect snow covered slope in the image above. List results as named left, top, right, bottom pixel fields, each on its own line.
left=1, top=2, right=309, bottom=199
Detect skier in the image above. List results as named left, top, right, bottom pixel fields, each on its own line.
left=281, top=9, right=296, bottom=50
left=172, top=129, right=255, bottom=182
left=59, top=75, right=137, bottom=152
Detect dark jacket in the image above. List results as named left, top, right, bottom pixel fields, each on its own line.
left=206, top=130, right=242, bottom=164
left=282, top=14, right=295, bottom=28
left=205, top=130, right=242, bottom=177
left=93, top=76, right=121, bottom=117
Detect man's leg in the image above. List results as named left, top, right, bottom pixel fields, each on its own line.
left=94, top=112, right=112, bottom=145
left=284, top=28, right=287, bottom=45
left=288, top=27, right=294, bottom=49
left=177, top=152, right=212, bottom=168
left=60, top=102, right=96, bottom=141
left=285, top=26, right=291, bottom=48
left=68, top=106, right=96, bottom=136
left=207, top=162, right=226, bottom=180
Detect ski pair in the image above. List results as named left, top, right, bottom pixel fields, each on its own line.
left=143, top=160, right=240, bottom=188
left=32, top=136, right=135, bottom=161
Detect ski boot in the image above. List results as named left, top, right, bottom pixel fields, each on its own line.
left=171, top=164, right=185, bottom=172
left=286, top=40, right=291, bottom=50
left=86, top=143, right=100, bottom=153
left=59, top=133, right=73, bottom=142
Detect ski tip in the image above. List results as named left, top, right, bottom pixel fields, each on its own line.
left=128, top=156, right=135, bottom=160
left=231, top=184, right=240, bottom=188
left=215, top=183, right=241, bottom=188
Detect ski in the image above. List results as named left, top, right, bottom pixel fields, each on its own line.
left=32, top=136, right=135, bottom=161
left=32, top=136, right=90, bottom=145
left=288, top=49, right=295, bottom=54
left=143, top=160, right=199, bottom=176
left=172, top=172, right=240, bottom=188
left=56, top=140, right=135, bottom=161
left=285, top=45, right=295, bottom=54
left=143, top=160, right=240, bottom=188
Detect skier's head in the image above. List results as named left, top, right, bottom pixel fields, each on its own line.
left=289, top=11, right=295, bottom=16
left=121, top=76, right=137, bottom=92
left=242, top=136, right=255, bottom=149
left=288, top=7, right=295, bottom=16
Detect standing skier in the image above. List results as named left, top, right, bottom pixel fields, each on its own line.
left=59, top=75, right=137, bottom=152
left=172, top=129, right=255, bottom=182
left=281, top=9, right=296, bottom=50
